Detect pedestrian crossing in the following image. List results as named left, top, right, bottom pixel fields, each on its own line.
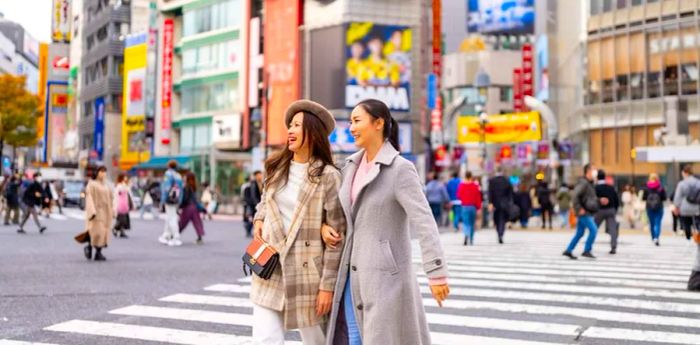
left=2, top=231, right=699, bottom=344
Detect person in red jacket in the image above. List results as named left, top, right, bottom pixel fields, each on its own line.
left=456, top=171, right=482, bottom=246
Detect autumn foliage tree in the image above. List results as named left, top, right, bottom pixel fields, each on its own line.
left=0, top=74, right=43, bottom=162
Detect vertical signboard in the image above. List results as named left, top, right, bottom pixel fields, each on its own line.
left=345, top=23, right=412, bottom=112
left=145, top=1, right=158, bottom=143
left=513, top=68, right=523, bottom=112
left=52, top=0, right=71, bottom=42
left=160, top=18, right=174, bottom=144
left=48, top=83, right=69, bottom=163
left=263, top=0, right=301, bottom=146
left=93, top=97, right=105, bottom=160
left=432, top=0, right=442, bottom=80
left=521, top=43, right=534, bottom=103
left=122, top=33, right=149, bottom=167
left=535, top=35, right=549, bottom=101
left=37, top=43, right=49, bottom=156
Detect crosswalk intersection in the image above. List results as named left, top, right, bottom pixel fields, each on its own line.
left=2, top=230, right=699, bottom=344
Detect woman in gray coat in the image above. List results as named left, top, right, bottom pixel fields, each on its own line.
left=321, top=99, right=450, bottom=345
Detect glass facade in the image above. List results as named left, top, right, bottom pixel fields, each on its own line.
left=180, top=123, right=212, bottom=153
left=180, top=79, right=239, bottom=114
left=182, top=40, right=239, bottom=76
left=183, top=0, right=242, bottom=37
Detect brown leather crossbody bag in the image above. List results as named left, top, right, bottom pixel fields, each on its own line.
left=242, top=237, right=280, bottom=280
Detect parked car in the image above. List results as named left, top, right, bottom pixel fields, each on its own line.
left=63, top=180, right=86, bottom=209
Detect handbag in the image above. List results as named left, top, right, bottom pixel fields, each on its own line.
left=242, top=237, right=280, bottom=280
left=74, top=230, right=90, bottom=244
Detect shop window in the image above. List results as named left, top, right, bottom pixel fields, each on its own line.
left=602, top=79, right=614, bottom=102
left=181, top=126, right=194, bottom=153
left=181, top=79, right=238, bottom=115
left=663, top=65, right=679, bottom=96
left=630, top=73, right=644, bottom=99
left=681, top=63, right=698, bottom=95
left=616, top=75, right=629, bottom=101
left=647, top=72, right=661, bottom=98
left=603, top=0, right=613, bottom=12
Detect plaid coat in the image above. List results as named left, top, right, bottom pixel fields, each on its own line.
left=251, top=160, right=346, bottom=330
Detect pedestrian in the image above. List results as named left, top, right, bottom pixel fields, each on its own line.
left=689, top=230, right=700, bottom=291
left=178, top=172, right=206, bottom=244
left=563, top=164, right=601, bottom=260
left=456, top=171, right=482, bottom=245
left=4, top=174, right=21, bottom=226
left=83, top=166, right=113, bottom=261
left=158, top=160, right=184, bottom=246
left=112, top=174, right=133, bottom=239
left=514, top=183, right=532, bottom=229
left=425, top=172, right=450, bottom=226
left=642, top=173, right=667, bottom=246
left=320, top=99, right=449, bottom=345
left=489, top=167, right=514, bottom=244
left=536, top=177, right=554, bottom=230
left=621, top=184, right=636, bottom=229
left=594, top=170, right=620, bottom=254
left=446, top=171, right=463, bottom=232
left=672, top=164, right=700, bottom=241
left=40, top=180, right=53, bottom=217
left=243, top=171, right=263, bottom=238
left=530, top=185, right=542, bottom=227
left=200, top=182, right=214, bottom=221
left=249, top=99, right=346, bottom=345
left=556, top=184, right=572, bottom=229
left=51, top=180, right=63, bottom=215
left=17, top=172, right=46, bottom=234
left=139, top=179, right=159, bottom=220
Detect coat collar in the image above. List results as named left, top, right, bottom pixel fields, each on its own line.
left=346, top=141, right=400, bottom=167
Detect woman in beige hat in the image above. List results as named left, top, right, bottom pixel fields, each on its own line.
left=250, top=100, right=346, bottom=345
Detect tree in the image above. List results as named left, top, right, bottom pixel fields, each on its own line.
left=0, top=74, right=43, bottom=167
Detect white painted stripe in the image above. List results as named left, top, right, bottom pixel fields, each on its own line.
left=430, top=248, right=694, bottom=264
left=238, top=276, right=252, bottom=283
left=583, top=327, right=700, bottom=345
left=0, top=341, right=59, bottom=345
left=430, top=333, right=565, bottom=345
left=418, top=269, right=685, bottom=290
left=428, top=262, right=689, bottom=282
left=418, top=285, right=700, bottom=314
left=159, top=293, right=700, bottom=329
left=110, top=305, right=253, bottom=326
left=45, top=319, right=299, bottom=345
left=205, top=284, right=250, bottom=293
left=416, top=276, right=700, bottom=301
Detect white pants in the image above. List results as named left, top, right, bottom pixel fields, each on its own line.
left=161, top=205, right=180, bottom=240
left=252, top=304, right=325, bottom=345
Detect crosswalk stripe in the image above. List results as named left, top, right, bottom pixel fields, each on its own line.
left=430, top=333, right=566, bottom=345
left=0, top=341, right=59, bottom=345
left=110, top=305, right=254, bottom=326
left=45, top=319, right=297, bottom=345
left=434, top=248, right=694, bottom=265
left=416, top=276, right=700, bottom=301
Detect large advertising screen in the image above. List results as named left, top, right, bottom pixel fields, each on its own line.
left=122, top=33, right=150, bottom=166
left=467, top=0, right=535, bottom=35
left=456, top=111, right=541, bottom=144
left=47, top=83, right=70, bottom=163
left=345, top=23, right=412, bottom=112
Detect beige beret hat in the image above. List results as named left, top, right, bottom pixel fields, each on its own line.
left=284, top=99, right=336, bottom=136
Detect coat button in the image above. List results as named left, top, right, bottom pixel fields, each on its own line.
left=303, top=262, right=308, bottom=268
left=435, top=259, right=442, bottom=266
left=357, top=304, right=363, bottom=310
left=351, top=265, right=357, bottom=271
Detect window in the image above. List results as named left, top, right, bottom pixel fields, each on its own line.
left=499, top=86, right=512, bottom=102
left=616, top=0, right=627, bottom=9
left=590, top=0, right=602, bottom=15
left=179, top=123, right=211, bottom=153
left=180, top=79, right=239, bottom=114
left=183, top=0, right=242, bottom=37
left=180, top=126, right=194, bottom=152
left=182, top=40, right=239, bottom=76
left=681, top=63, right=698, bottom=95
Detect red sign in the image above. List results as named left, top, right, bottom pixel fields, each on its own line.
left=431, top=96, right=442, bottom=131
left=513, top=68, right=524, bottom=112
left=52, top=56, right=69, bottom=69
left=521, top=43, right=533, bottom=107
left=432, top=0, right=442, bottom=81
left=130, top=79, right=143, bottom=102
left=161, top=18, right=174, bottom=144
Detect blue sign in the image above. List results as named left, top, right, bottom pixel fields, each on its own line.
left=427, top=73, right=437, bottom=110
left=93, top=97, right=105, bottom=160
left=467, top=0, right=535, bottom=35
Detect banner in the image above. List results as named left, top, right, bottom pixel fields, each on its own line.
left=93, top=97, right=105, bottom=161
left=122, top=33, right=150, bottom=167
left=161, top=18, right=174, bottom=144
left=52, top=0, right=71, bottom=42
left=46, top=83, right=69, bottom=163
left=345, top=23, right=412, bottom=112
left=456, top=111, right=541, bottom=144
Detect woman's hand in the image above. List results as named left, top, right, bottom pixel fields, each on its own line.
left=430, top=284, right=450, bottom=307
left=321, top=224, right=342, bottom=249
left=253, top=220, right=264, bottom=240
left=316, top=290, right=333, bottom=316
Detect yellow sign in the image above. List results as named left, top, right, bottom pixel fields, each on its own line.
left=457, top=111, right=542, bottom=144
left=121, top=34, right=149, bottom=168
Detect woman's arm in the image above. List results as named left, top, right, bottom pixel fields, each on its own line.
left=319, top=170, right=346, bottom=292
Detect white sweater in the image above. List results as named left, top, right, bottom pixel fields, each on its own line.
left=274, top=161, right=308, bottom=234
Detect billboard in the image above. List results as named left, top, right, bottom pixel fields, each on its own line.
left=161, top=18, right=174, bottom=144
left=467, top=0, right=535, bottom=35
left=345, top=22, right=412, bottom=112
left=47, top=83, right=70, bottom=163
left=122, top=33, right=149, bottom=166
left=47, top=43, right=70, bottom=81
left=456, top=111, right=541, bottom=144
left=329, top=120, right=412, bottom=154
left=52, top=0, right=71, bottom=42
left=535, top=35, right=549, bottom=101
left=263, top=0, right=302, bottom=146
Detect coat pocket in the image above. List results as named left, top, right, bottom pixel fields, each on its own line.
left=379, top=240, right=400, bottom=275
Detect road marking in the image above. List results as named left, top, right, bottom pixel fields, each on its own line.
left=45, top=319, right=298, bottom=345
left=0, top=341, right=60, bottom=345
left=205, top=284, right=250, bottom=293
left=160, top=293, right=253, bottom=308
left=110, top=305, right=253, bottom=326
left=430, top=333, right=566, bottom=345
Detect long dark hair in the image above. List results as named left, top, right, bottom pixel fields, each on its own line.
left=185, top=172, right=197, bottom=192
left=93, top=166, right=107, bottom=180
left=356, top=99, right=400, bottom=151
left=264, top=111, right=336, bottom=189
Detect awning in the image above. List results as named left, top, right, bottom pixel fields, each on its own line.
left=133, top=156, right=193, bottom=170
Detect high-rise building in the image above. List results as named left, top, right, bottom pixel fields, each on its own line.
left=0, top=16, right=40, bottom=94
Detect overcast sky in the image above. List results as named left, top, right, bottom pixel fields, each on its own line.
left=0, top=0, right=52, bottom=42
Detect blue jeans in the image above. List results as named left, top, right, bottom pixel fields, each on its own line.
left=559, top=210, right=569, bottom=228
left=452, top=204, right=463, bottom=229
left=462, top=205, right=477, bottom=243
left=647, top=208, right=664, bottom=240
left=343, top=275, right=362, bottom=345
left=429, top=203, right=442, bottom=225
left=566, top=215, right=598, bottom=253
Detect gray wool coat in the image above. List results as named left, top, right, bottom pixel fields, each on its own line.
left=326, top=141, right=448, bottom=345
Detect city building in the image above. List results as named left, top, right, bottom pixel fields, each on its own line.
left=0, top=15, right=40, bottom=94
left=582, top=0, right=700, bottom=183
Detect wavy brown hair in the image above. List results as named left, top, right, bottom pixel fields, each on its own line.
left=264, top=111, right=336, bottom=190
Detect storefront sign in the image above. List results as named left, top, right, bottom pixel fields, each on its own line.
left=521, top=43, right=533, bottom=100
left=345, top=22, right=412, bottom=112
left=456, top=111, right=541, bottom=144
left=161, top=18, right=174, bottom=144
left=513, top=68, right=523, bottom=112
left=122, top=33, right=150, bottom=165
left=432, top=0, right=442, bottom=80
left=94, top=97, right=105, bottom=161
left=52, top=0, right=71, bottom=42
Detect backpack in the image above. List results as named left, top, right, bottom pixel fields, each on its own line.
left=165, top=176, right=181, bottom=205
left=646, top=191, right=663, bottom=210
left=686, top=183, right=700, bottom=204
